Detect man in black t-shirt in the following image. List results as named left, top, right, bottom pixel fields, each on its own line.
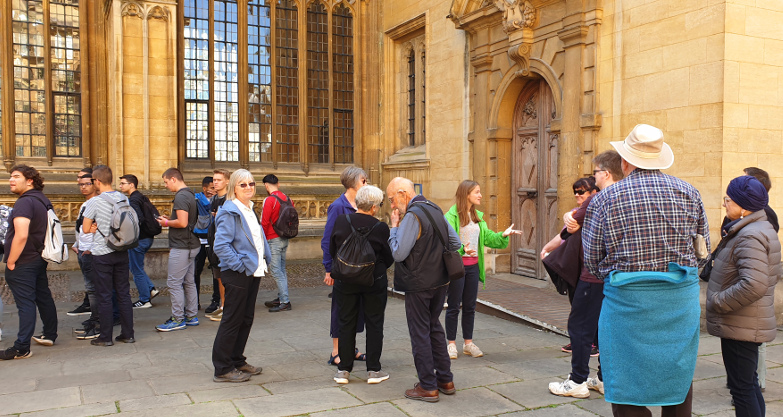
left=0, top=165, right=58, bottom=360
left=155, top=168, right=201, bottom=332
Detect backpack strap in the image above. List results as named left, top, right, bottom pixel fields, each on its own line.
left=412, top=204, right=449, bottom=251
left=345, top=213, right=380, bottom=236
left=26, top=194, right=52, bottom=211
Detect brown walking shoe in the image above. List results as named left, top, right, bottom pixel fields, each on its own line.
left=213, top=369, right=251, bottom=383
left=237, top=363, right=262, bottom=375
left=438, top=381, right=456, bottom=395
left=404, top=383, right=439, bottom=402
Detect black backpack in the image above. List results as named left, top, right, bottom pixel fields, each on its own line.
left=270, top=194, right=299, bottom=238
left=332, top=215, right=379, bottom=287
left=206, top=195, right=227, bottom=267
left=139, top=194, right=162, bottom=237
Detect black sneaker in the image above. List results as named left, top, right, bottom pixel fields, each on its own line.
left=0, top=346, right=32, bottom=360
left=67, top=304, right=91, bottom=316
left=32, top=335, right=55, bottom=346
left=205, top=300, right=220, bottom=314
left=264, top=298, right=280, bottom=308
left=268, top=302, right=291, bottom=312
left=590, top=345, right=600, bottom=357
left=561, top=343, right=572, bottom=353
left=76, top=327, right=100, bottom=340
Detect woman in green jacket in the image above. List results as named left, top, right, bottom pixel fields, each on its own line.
left=444, top=180, right=521, bottom=359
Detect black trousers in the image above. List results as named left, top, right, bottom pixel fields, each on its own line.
left=722, top=338, right=765, bottom=417
left=405, top=285, right=453, bottom=391
left=194, top=244, right=207, bottom=298
left=92, top=251, right=134, bottom=343
left=212, top=268, right=260, bottom=376
left=335, top=275, right=388, bottom=373
left=611, top=384, right=693, bottom=417
left=211, top=266, right=221, bottom=304
left=445, top=263, right=479, bottom=341
left=569, top=279, right=604, bottom=384
left=5, top=257, right=57, bottom=351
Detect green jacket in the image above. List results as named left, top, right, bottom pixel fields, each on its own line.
left=444, top=205, right=509, bottom=287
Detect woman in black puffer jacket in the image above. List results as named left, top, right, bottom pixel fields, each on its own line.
left=707, top=176, right=782, bottom=417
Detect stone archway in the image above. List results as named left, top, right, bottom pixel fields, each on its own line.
left=511, top=78, right=558, bottom=279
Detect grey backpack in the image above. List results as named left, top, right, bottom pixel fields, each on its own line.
left=97, top=193, right=140, bottom=251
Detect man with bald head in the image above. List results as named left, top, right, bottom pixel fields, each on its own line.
left=387, top=177, right=461, bottom=403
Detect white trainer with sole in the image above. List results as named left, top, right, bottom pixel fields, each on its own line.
left=548, top=376, right=590, bottom=399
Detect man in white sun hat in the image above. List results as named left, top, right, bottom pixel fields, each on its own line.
left=582, top=124, right=710, bottom=416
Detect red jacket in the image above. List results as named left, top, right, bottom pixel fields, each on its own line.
left=261, top=190, right=292, bottom=240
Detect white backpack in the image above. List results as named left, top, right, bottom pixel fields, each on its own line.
left=97, top=193, right=140, bottom=251
left=30, top=195, right=69, bottom=264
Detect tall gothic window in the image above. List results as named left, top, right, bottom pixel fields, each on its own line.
left=407, top=49, right=415, bottom=147
left=181, top=0, right=355, bottom=167
left=420, top=49, right=425, bottom=145
left=0, top=0, right=86, bottom=162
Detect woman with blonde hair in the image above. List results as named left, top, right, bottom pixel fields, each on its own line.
left=443, top=180, right=521, bottom=359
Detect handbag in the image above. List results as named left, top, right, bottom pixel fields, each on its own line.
left=415, top=205, right=465, bottom=281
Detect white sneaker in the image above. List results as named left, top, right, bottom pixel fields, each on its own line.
left=447, top=343, right=458, bottom=359
left=334, top=370, right=349, bottom=384
left=586, top=376, right=604, bottom=394
left=367, top=370, right=389, bottom=384
left=463, top=342, right=484, bottom=358
left=548, top=376, right=590, bottom=398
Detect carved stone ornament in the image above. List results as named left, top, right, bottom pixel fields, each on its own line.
left=121, top=2, right=144, bottom=19
left=508, top=43, right=532, bottom=75
left=147, top=5, right=170, bottom=21
left=494, top=0, right=537, bottom=34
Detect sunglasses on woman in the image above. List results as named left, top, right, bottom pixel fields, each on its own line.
left=238, top=182, right=256, bottom=188
left=573, top=189, right=588, bottom=195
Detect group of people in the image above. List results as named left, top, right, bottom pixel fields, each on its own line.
left=542, top=124, right=778, bottom=417
left=0, top=124, right=778, bottom=415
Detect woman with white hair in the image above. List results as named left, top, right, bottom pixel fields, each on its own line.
left=329, top=185, right=394, bottom=384
left=322, top=166, right=368, bottom=366
left=211, top=169, right=271, bottom=383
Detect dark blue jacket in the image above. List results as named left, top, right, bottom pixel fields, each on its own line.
left=321, top=193, right=356, bottom=273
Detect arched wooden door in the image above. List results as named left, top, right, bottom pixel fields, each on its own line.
left=511, top=79, right=558, bottom=279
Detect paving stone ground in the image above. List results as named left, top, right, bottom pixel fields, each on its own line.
left=0, top=285, right=780, bottom=416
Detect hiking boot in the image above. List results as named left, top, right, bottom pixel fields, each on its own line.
left=67, top=304, right=91, bottom=316
left=214, top=369, right=250, bottom=383
left=548, top=376, right=590, bottom=398
left=0, top=346, right=32, bottom=360
left=32, top=335, right=55, bottom=346
left=561, top=343, right=572, bottom=353
left=268, top=302, right=291, bottom=312
left=204, top=300, right=219, bottom=314
left=586, top=377, right=604, bottom=395
left=463, top=342, right=483, bottom=358
left=367, top=370, right=390, bottom=384
left=132, top=300, right=152, bottom=309
left=264, top=298, right=280, bottom=308
left=334, top=370, right=350, bottom=384
left=447, top=343, right=458, bottom=360
left=156, top=317, right=186, bottom=332
left=150, top=287, right=160, bottom=300
left=237, top=363, right=262, bottom=375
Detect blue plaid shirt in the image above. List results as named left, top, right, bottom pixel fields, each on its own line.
left=583, top=169, right=710, bottom=280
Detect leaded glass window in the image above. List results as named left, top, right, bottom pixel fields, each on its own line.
left=248, top=0, right=272, bottom=162
left=420, top=49, right=425, bottom=145
left=50, top=0, right=81, bottom=157
left=306, top=1, right=328, bottom=164
left=13, top=0, right=47, bottom=157
left=407, top=49, right=415, bottom=148
left=181, top=0, right=356, bottom=166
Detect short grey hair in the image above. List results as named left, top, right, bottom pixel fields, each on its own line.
left=226, top=169, right=255, bottom=200
left=340, top=166, right=367, bottom=190
left=356, top=185, right=384, bottom=211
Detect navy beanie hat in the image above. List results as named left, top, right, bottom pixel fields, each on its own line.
left=727, top=176, right=768, bottom=213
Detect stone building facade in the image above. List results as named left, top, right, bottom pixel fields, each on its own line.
left=0, top=0, right=781, bottom=278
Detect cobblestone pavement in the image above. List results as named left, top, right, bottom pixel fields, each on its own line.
left=0, top=286, right=781, bottom=416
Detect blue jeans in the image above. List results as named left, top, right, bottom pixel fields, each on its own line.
left=129, top=237, right=154, bottom=302
left=4, top=257, right=58, bottom=351
left=722, top=338, right=765, bottom=417
left=267, top=237, right=290, bottom=304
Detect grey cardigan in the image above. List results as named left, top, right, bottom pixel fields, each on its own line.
left=706, top=210, right=782, bottom=343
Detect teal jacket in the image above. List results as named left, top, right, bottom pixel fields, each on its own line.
left=444, top=205, right=509, bottom=286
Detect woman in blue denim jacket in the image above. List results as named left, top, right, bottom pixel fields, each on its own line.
left=211, top=169, right=272, bottom=383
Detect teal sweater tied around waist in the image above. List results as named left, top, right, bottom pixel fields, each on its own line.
left=599, top=263, right=700, bottom=406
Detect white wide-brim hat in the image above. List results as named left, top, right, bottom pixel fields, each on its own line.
left=610, top=124, right=674, bottom=170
